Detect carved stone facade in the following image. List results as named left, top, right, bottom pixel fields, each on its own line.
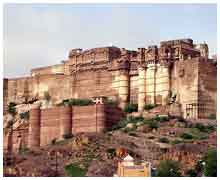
left=3, top=39, right=216, bottom=119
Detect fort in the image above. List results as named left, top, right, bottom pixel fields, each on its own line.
left=3, top=38, right=217, bottom=151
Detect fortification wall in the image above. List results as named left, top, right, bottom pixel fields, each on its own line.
left=40, top=107, right=60, bottom=146
left=3, top=79, right=8, bottom=115
left=171, top=58, right=200, bottom=118
left=30, top=74, right=72, bottom=104
left=28, top=104, right=122, bottom=148
left=31, top=64, right=64, bottom=76
left=105, top=106, right=125, bottom=128
left=72, top=104, right=105, bottom=133
left=155, top=64, right=170, bottom=105
left=28, top=106, right=41, bottom=148
left=198, top=60, right=217, bottom=118
left=72, top=69, right=118, bottom=100
left=6, top=77, right=31, bottom=105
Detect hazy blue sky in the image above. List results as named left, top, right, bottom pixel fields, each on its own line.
left=4, top=3, right=217, bottom=78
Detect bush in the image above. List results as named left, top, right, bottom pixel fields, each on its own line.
left=208, top=114, right=216, bottom=120
left=62, top=98, right=94, bottom=106
left=19, top=111, right=29, bottom=120
left=63, top=133, right=73, bottom=139
left=123, top=126, right=136, bottom=133
left=124, top=103, right=138, bottom=113
left=107, top=148, right=116, bottom=155
left=147, top=120, right=159, bottom=130
left=157, top=160, right=181, bottom=177
left=64, top=163, right=86, bottom=177
left=155, top=115, right=169, bottom=122
left=205, top=124, right=216, bottom=133
left=159, top=137, right=169, bottom=143
left=171, top=139, right=182, bottom=145
left=144, top=104, right=156, bottom=110
left=204, top=149, right=217, bottom=177
left=111, top=117, right=129, bottom=130
left=186, top=169, right=197, bottom=177
left=195, top=123, right=206, bottom=132
left=8, top=102, right=17, bottom=116
left=111, top=116, right=144, bottom=131
left=180, top=132, right=193, bottom=139
left=19, top=146, right=30, bottom=155
left=194, top=123, right=216, bottom=133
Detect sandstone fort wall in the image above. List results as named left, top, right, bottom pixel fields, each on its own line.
left=28, top=104, right=123, bottom=148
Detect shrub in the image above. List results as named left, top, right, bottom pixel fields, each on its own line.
left=19, top=146, right=30, bottom=155
left=208, top=114, right=216, bottom=120
left=195, top=123, right=206, bottom=132
left=171, top=139, right=182, bottom=145
left=123, top=126, right=136, bottom=133
left=206, top=124, right=216, bottom=132
left=124, top=103, right=138, bottom=113
left=63, top=133, right=73, bottom=139
left=180, top=132, right=193, bottom=139
left=64, top=163, right=86, bottom=177
left=62, top=98, right=94, bottom=106
left=157, top=160, right=181, bottom=177
left=194, top=123, right=216, bottom=133
left=8, top=102, right=17, bottom=116
left=204, top=149, right=217, bottom=177
left=186, top=169, right=197, bottom=177
left=147, top=120, right=159, bottom=130
left=159, top=137, right=169, bottom=143
left=111, top=117, right=128, bottom=130
left=19, top=111, right=29, bottom=120
left=155, top=115, right=169, bottom=122
left=107, top=148, right=116, bottom=155
left=144, top=104, right=156, bottom=110
left=111, top=116, right=144, bottom=131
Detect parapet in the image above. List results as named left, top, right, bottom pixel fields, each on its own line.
left=31, top=64, right=64, bottom=76
left=160, top=38, right=193, bottom=47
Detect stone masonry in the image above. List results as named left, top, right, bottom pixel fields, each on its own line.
left=3, top=38, right=216, bottom=120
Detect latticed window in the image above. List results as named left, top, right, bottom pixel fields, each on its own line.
left=130, top=93, right=138, bottom=104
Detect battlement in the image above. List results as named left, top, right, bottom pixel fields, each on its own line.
left=160, top=38, right=193, bottom=47
left=31, top=64, right=64, bottom=76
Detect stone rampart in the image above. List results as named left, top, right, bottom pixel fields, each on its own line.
left=28, top=104, right=122, bottom=148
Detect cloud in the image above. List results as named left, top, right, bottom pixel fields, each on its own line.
left=3, top=4, right=217, bottom=78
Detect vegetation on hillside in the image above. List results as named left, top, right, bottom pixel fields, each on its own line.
left=157, top=160, right=181, bottom=177
left=59, top=98, right=95, bottom=106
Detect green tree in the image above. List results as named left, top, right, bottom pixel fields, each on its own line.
left=8, top=102, right=17, bottom=116
left=157, top=160, right=181, bottom=177
left=204, top=149, right=217, bottom=177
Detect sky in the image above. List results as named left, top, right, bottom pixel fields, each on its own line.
left=3, top=3, right=217, bottom=78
